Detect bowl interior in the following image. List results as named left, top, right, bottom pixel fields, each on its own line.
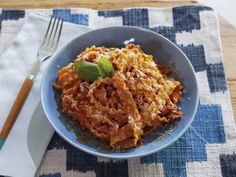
left=41, top=26, right=199, bottom=159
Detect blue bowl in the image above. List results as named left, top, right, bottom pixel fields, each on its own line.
left=41, top=26, right=199, bottom=159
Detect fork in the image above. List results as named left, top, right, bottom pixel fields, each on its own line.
left=0, top=16, right=64, bottom=149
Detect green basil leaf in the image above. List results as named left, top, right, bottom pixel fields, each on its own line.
left=98, top=57, right=114, bottom=78
left=74, top=60, right=100, bottom=81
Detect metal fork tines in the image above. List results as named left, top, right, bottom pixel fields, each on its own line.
left=38, top=16, right=64, bottom=61
left=29, top=16, right=63, bottom=79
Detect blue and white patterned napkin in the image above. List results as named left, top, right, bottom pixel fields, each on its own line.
left=0, top=6, right=235, bottom=177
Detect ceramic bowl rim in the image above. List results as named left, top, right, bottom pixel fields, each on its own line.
left=41, top=26, right=199, bottom=159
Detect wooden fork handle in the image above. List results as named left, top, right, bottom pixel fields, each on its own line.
left=0, top=78, right=33, bottom=140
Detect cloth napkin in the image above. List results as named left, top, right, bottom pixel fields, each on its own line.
left=0, top=13, right=91, bottom=177
left=0, top=6, right=236, bottom=177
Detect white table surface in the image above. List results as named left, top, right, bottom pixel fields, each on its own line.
left=199, top=0, right=236, bottom=27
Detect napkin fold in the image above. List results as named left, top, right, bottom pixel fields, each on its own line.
left=0, top=13, right=91, bottom=177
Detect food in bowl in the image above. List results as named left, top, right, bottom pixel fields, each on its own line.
left=53, top=43, right=183, bottom=150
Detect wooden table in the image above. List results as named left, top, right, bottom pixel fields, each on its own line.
left=0, top=0, right=235, bottom=120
